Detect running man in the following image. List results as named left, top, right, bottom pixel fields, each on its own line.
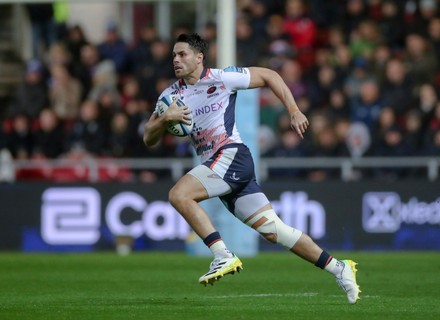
left=143, top=33, right=360, bottom=304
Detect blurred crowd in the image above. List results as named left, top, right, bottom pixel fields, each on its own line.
left=1, top=0, right=440, bottom=182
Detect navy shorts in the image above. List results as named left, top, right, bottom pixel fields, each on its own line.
left=203, top=143, right=263, bottom=213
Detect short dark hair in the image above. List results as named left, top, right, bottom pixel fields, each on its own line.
left=175, top=33, right=208, bottom=61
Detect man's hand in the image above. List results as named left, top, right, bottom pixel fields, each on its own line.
left=290, top=110, right=309, bottom=139
left=164, top=100, right=192, bottom=125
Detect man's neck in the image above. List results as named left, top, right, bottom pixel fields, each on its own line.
left=184, top=66, right=204, bottom=85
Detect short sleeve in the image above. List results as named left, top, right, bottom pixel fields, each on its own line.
left=220, top=67, right=251, bottom=92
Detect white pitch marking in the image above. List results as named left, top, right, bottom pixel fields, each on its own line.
left=207, top=293, right=380, bottom=299
left=207, top=293, right=319, bottom=299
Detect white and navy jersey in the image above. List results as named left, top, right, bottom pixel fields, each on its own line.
left=156, top=67, right=251, bottom=162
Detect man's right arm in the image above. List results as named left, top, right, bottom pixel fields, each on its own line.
left=143, top=101, right=192, bottom=146
left=143, top=112, right=168, bottom=147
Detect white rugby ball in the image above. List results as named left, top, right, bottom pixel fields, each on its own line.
left=156, top=95, right=193, bottom=136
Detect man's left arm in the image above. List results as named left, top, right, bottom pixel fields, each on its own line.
left=248, top=67, right=309, bottom=139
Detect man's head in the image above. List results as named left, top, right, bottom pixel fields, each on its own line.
left=175, top=33, right=208, bottom=60
left=173, top=33, right=208, bottom=81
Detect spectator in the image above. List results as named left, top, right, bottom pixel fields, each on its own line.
left=327, top=26, right=347, bottom=49
left=378, top=0, right=405, bottom=50
left=306, top=47, right=332, bottom=85
left=72, top=44, right=101, bottom=100
left=334, top=117, right=351, bottom=150
left=125, top=99, right=150, bottom=158
left=417, top=83, right=438, bottom=130
left=373, top=125, right=412, bottom=178
left=344, top=56, right=376, bottom=101
left=236, top=15, right=263, bottom=66
left=283, top=0, right=317, bottom=70
left=106, top=111, right=131, bottom=157
left=120, top=76, right=140, bottom=109
left=265, top=21, right=295, bottom=70
left=33, top=108, right=65, bottom=159
left=95, top=87, right=122, bottom=133
left=350, top=79, right=384, bottom=132
left=332, top=44, right=353, bottom=85
left=371, top=106, right=397, bottom=149
left=265, top=128, right=308, bottom=178
left=381, top=58, right=414, bottom=117
left=406, top=0, right=438, bottom=37
left=314, top=125, right=349, bottom=159
left=328, top=88, right=350, bottom=120
left=350, top=19, right=382, bottom=60
left=259, top=88, right=286, bottom=131
left=49, top=64, right=82, bottom=122
left=427, top=17, right=440, bottom=70
left=129, top=23, right=158, bottom=73
left=341, top=0, right=368, bottom=38
left=403, top=109, right=424, bottom=154
left=265, top=14, right=291, bottom=46
left=305, top=109, right=332, bottom=148
left=403, top=33, right=438, bottom=91
left=97, top=21, right=129, bottom=74
left=8, top=60, right=49, bottom=120
left=308, top=125, right=348, bottom=181
left=64, top=25, right=89, bottom=66
left=201, top=21, right=217, bottom=44
left=6, top=114, right=34, bottom=159
left=258, top=124, right=277, bottom=156
left=47, top=42, right=72, bottom=70
left=425, top=101, right=440, bottom=142
left=309, top=0, right=342, bottom=28
left=201, top=22, right=218, bottom=66
left=279, top=59, right=308, bottom=102
left=88, top=60, right=119, bottom=102
left=67, top=100, right=107, bottom=155
left=307, top=64, right=339, bottom=109
left=345, top=121, right=372, bottom=158
left=423, top=129, right=440, bottom=156
left=244, top=0, right=269, bottom=43
left=136, top=39, right=174, bottom=103
left=370, top=44, right=392, bottom=84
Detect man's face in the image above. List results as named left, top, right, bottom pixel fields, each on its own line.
left=172, top=42, right=202, bottom=78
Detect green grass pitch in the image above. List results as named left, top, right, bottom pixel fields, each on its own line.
left=0, top=252, right=439, bottom=320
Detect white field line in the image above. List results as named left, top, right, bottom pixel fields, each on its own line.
left=206, top=293, right=380, bottom=299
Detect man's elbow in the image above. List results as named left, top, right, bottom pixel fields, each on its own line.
left=143, top=135, right=156, bottom=147
left=144, top=129, right=164, bottom=147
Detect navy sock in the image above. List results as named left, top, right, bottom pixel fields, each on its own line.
left=203, top=231, right=221, bottom=247
left=315, top=250, right=333, bottom=269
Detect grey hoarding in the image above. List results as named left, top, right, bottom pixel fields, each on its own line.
left=0, top=181, right=439, bottom=251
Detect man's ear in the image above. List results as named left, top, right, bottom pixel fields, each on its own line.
left=197, top=52, right=204, bottom=64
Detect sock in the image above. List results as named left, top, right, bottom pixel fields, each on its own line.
left=324, top=258, right=345, bottom=276
left=203, top=231, right=232, bottom=258
left=315, top=251, right=344, bottom=276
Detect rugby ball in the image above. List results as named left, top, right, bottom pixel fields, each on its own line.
left=156, top=95, right=193, bottom=136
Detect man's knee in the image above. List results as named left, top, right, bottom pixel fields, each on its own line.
left=245, top=209, right=302, bottom=249
left=168, top=186, right=183, bottom=208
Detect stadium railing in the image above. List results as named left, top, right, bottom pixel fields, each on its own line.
left=2, top=156, right=439, bottom=182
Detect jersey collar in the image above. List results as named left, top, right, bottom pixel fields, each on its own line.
left=200, top=67, right=210, bottom=79
left=179, top=67, right=210, bottom=87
